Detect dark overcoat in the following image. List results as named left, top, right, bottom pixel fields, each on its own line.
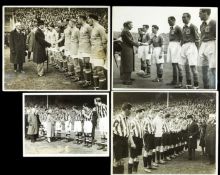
left=9, top=29, right=26, bottom=64
left=33, top=28, right=51, bottom=64
left=205, top=122, right=216, bottom=156
left=120, top=28, right=138, bottom=73
left=27, top=114, right=40, bottom=135
left=187, top=121, right=199, bottom=149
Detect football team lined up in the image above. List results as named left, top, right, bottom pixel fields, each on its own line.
left=25, top=97, right=108, bottom=151
left=114, top=9, right=216, bottom=89
left=113, top=96, right=216, bottom=174
left=8, top=8, right=108, bottom=89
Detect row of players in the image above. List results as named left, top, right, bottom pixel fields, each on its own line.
left=113, top=103, right=216, bottom=174
left=25, top=98, right=108, bottom=151
left=11, top=13, right=108, bottom=89
left=114, top=9, right=216, bottom=89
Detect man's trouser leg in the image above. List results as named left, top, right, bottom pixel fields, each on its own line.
left=37, top=63, right=44, bottom=76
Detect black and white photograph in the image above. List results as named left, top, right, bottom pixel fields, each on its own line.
left=3, top=6, right=110, bottom=91
left=112, top=91, right=218, bottom=174
left=113, top=7, right=217, bottom=90
left=23, top=93, right=109, bottom=157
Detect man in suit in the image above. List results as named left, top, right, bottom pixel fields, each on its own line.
left=9, top=22, right=26, bottom=73
left=33, top=20, right=51, bottom=76
left=187, top=115, right=199, bottom=160
left=27, top=108, right=41, bottom=143
left=120, top=21, right=140, bottom=85
left=205, top=114, right=216, bottom=164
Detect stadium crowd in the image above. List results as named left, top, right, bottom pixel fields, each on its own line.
left=113, top=94, right=216, bottom=174
left=7, top=7, right=108, bottom=89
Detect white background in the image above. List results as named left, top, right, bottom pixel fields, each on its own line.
left=113, top=7, right=218, bottom=33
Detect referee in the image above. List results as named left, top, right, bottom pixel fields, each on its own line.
left=113, top=103, right=132, bottom=174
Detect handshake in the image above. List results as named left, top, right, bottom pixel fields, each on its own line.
left=138, top=42, right=149, bottom=46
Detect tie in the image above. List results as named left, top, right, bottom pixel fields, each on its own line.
left=203, top=21, right=207, bottom=26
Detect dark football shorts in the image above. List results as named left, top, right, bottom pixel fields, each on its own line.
left=129, top=137, right=143, bottom=158
left=113, top=134, right=128, bottom=161
left=143, top=133, right=155, bottom=151
left=162, top=133, right=169, bottom=146
left=154, top=137, right=162, bottom=147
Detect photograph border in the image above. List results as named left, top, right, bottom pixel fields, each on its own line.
left=111, top=90, right=218, bottom=175
left=2, top=5, right=111, bottom=92
left=111, top=6, right=218, bottom=91
left=23, top=92, right=110, bottom=157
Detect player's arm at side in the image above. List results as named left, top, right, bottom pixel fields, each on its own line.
left=159, top=36, right=164, bottom=57
left=128, top=122, right=136, bottom=148
left=191, top=24, right=200, bottom=49
left=99, top=26, right=107, bottom=54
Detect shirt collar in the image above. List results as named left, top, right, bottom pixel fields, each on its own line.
left=170, top=25, right=176, bottom=29
left=205, top=18, right=211, bottom=24
left=185, top=23, right=191, bottom=27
